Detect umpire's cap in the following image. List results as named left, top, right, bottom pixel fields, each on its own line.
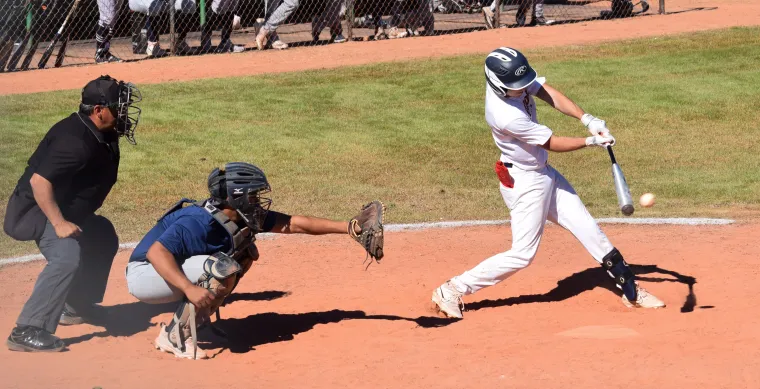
left=81, top=75, right=121, bottom=107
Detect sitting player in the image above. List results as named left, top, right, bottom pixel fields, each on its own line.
left=125, top=162, right=384, bottom=359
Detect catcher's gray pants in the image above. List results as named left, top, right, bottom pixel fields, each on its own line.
left=15, top=215, right=118, bottom=334
left=125, top=255, right=206, bottom=304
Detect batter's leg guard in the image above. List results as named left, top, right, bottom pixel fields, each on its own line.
left=601, top=248, right=637, bottom=301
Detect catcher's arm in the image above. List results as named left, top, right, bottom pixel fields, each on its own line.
left=265, top=211, right=349, bottom=235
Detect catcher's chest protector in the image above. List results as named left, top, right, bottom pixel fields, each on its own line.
left=160, top=198, right=254, bottom=259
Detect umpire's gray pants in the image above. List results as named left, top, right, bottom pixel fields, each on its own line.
left=125, top=255, right=206, bottom=304
left=16, top=215, right=118, bottom=334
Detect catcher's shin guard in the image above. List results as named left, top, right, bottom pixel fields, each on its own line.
left=165, top=252, right=242, bottom=359
left=601, top=248, right=637, bottom=301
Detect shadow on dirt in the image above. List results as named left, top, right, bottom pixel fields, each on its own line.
left=207, top=310, right=456, bottom=355
left=63, top=290, right=291, bottom=346
left=467, top=264, right=705, bottom=313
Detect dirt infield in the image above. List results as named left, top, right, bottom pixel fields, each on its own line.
left=1, top=0, right=759, bottom=96
left=0, top=223, right=758, bottom=388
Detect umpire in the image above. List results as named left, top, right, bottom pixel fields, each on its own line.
left=4, top=75, right=142, bottom=352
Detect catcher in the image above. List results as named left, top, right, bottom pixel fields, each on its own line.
left=125, top=161, right=384, bottom=359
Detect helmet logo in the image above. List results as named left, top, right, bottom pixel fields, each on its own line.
left=233, top=188, right=244, bottom=195
left=515, top=66, right=527, bottom=76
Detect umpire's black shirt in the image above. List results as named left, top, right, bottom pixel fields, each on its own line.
left=8, top=113, right=120, bottom=235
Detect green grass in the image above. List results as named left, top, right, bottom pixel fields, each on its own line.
left=1, top=26, right=760, bottom=257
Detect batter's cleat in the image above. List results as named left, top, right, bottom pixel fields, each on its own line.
left=482, top=6, right=495, bottom=29
left=6, top=326, right=65, bottom=352
left=622, top=285, right=665, bottom=309
left=154, top=324, right=208, bottom=360
left=432, top=281, right=465, bottom=319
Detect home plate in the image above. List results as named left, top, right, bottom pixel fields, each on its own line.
left=556, top=325, right=640, bottom=339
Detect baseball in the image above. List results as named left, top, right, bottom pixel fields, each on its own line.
left=639, top=193, right=655, bottom=208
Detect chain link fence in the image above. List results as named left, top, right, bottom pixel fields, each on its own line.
left=1, top=0, right=661, bottom=72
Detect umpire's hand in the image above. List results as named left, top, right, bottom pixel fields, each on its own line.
left=53, top=220, right=82, bottom=238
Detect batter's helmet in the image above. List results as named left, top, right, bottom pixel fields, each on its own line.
left=208, top=162, right=272, bottom=231
left=484, top=47, right=537, bottom=96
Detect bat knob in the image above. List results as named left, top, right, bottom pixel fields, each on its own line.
left=621, top=204, right=635, bottom=216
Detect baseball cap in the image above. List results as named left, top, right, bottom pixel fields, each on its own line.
left=81, top=75, right=121, bottom=106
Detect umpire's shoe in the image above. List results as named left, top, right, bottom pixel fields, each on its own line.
left=59, top=303, right=85, bottom=326
left=7, top=326, right=65, bottom=352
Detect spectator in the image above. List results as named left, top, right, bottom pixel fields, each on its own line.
left=311, top=0, right=347, bottom=44
left=128, top=0, right=198, bottom=56
left=482, top=0, right=553, bottom=28
left=95, top=0, right=124, bottom=62
left=254, top=0, right=296, bottom=50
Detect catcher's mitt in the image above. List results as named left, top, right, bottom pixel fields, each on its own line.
left=349, top=200, right=385, bottom=264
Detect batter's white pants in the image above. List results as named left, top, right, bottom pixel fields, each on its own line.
left=125, top=255, right=207, bottom=304
left=450, top=164, right=614, bottom=295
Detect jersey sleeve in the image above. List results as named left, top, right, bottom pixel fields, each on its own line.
left=156, top=218, right=210, bottom=260
left=526, top=77, right=547, bottom=96
left=260, top=210, right=286, bottom=233
left=503, top=116, right=553, bottom=146
left=35, top=135, right=90, bottom=184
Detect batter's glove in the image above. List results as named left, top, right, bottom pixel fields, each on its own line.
left=349, top=200, right=386, bottom=265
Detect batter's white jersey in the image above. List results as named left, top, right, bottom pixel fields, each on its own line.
left=448, top=76, right=615, bottom=295
left=485, top=76, right=552, bottom=170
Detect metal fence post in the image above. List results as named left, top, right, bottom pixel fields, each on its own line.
left=659, top=0, right=665, bottom=14
left=346, top=0, right=354, bottom=40
left=494, top=0, right=500, bottom=28
left=169, top=0, right=176, bottom=55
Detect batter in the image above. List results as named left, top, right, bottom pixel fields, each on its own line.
left=432, top=47, right=665, bottom=319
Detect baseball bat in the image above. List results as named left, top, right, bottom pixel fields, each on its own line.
left=38, top=0, right=81, bottom=69
left=0, top=39, right=14, bottom=71
left=0, top=0, right=31, bottom=71
left=607, top=146, right=634, bottom=216
left=5, top=4, right=34, bottom=71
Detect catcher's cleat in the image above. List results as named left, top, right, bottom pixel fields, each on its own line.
left=154, top=323, right=208, bottom=360
left=622, top=285, right=665, bottom=309
left=432, top=281, right=464, bottom=319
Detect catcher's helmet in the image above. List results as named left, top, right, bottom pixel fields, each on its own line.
left=208, top=162, right=272, bottom=231
left=484, top=47, right=537, bottom=96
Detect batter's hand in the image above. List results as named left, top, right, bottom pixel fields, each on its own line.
left=185, top=285, right=215, bottom=310
left=581, top=114, right=616, bottom=145
left=53, top=220, right=82, bottom=239
left=586, top=135, right=615, bottom=148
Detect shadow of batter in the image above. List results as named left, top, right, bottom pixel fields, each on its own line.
left=466, top=264, right=705, bottom=313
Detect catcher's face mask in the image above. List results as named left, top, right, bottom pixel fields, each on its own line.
left=230, top=188, right=272, bottom=232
